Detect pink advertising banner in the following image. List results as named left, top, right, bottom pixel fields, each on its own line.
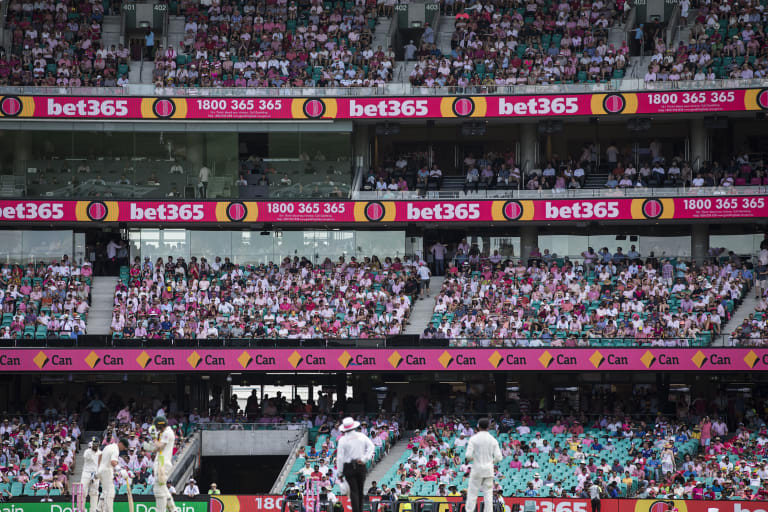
left=2, top=348, right=766, bottom=372
left=0, top=89, right=766, bottom=121
left=0, top=197, right=765, bottom=224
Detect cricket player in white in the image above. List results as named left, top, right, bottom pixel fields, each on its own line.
left=98, top=438, right=128, bottom=512
left=152, top=416, right=177, bottom=512
left=81, top=438, right=101, bottom=512
left=465, top=418, right=502, bottom=512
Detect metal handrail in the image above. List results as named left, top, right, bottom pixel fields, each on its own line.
left=0, top=335, right=758, bottom=348
left=353, top=185, right=768, bottom=200
left=199, top=422, right=309, bottom=430
left=270, top=427, right=309, bottom=494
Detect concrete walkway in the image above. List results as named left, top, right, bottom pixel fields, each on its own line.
left=365, top=432, right=413, bottom=488
left=86, top=276, right=116, bottom=335
left=405, top=276, right=444, bottom=335
left=716, top=294, right=761, bottom=345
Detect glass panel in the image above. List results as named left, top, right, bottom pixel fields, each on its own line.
left=274, top=231, right=314, bottom=263
left=21, top=231, right=73, bottom=262
left=406, top=236, right=423, bottom=261
left=232, top=232, right=274, bottom=265
left=313, top=230, right=355, bottom=262
left=137, top=229, right=190, bottom=263
left=585, top=236, right=629, bottom=260
left=356, top=231, right=406, bottom=261
left=0, top=232, right=23, bottom=263
left=189, top=231, right=233, bottom=264
left=489, top=237, right=520, bottom=260
left=128, top=229, right=143, bottom=261
left=268, top=133, right=301, bottom=159
left=299, top=133, right=350, bottom=162
left=205, top=133, right=239, bottom=199
left=643, top=236, right=691, bottom=258
left=74, top=233, right=86, bottom=265
left=538, top=235, right=588, bottom=259
left=710, top=235, right=761, bottom=257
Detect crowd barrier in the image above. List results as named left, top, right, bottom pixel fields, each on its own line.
left=3, top=494, right=763, bottom=512
left=209, top=495, right=768, bottom=512
left=0, top=498, right=208, bottom=512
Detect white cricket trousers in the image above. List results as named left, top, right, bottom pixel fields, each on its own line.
left=466, top=474, right=494, bottom=512
left=153, top=462, right=176, bottom=512
left=80, top=472, right=100, bottom=512
left=98, top=468, right=115, bottom=512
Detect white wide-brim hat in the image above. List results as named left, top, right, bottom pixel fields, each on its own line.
left=339, top=417, right=361, bottom=432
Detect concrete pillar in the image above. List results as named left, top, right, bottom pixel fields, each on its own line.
left=494, top=373, right=507, bottom=410
left=691, top=224, right=709, bottom=264
left=13, top=133, right=29, bottom=174
left=353, top=126, right=370, bottom=172
left=186, top=132, right=205, bottom=174
left=335, top=372, right=347, bottom=403
left=690, top=119, right=707, bottom=170
left=520, top=225, right=538, bottom=266
left=520, top=123, right=538, bottom=174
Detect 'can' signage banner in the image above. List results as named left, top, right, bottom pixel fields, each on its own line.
left=2, top=348, right=766, bottom=372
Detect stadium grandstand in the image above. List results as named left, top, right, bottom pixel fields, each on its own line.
left=1, top=0, right=768, bottom=510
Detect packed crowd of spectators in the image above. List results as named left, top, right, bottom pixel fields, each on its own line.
left=406, top=0, right=629, bottom=88
left=0, top=258, right=91, bottom=341
left=422, top=246, right=748, bottom=345
left=727, top=245, right=768, bottom=347
left=373, top=415, right=697, bottom=498
left=1, top=0, right=128, bottom=87
left=367, top=409, right=768, bottom=500
left=442, top=144, right=768, bottom=193
left=286, top=412, right=400, bottom=493
left=645, top=0, right=768, bottom=82
left=3, top=383, right=768, bottom=500
left=97, top=401, right=190, bottom=495
left=110, top=254, right=418, bottom=339
left=152, top=0, right=392, bottom=88
left=602, top=152, right=768, bottom=189
left=0, top=412, right=79, bottom=498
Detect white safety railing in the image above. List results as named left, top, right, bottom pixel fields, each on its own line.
left=0, top=78, right=765, bottom=98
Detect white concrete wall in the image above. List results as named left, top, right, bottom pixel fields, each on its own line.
left=201, top=429, right=305, bottom=456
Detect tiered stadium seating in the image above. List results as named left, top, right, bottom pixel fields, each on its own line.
left=423, top=257, right=747, bottom=346
left=0, top=261, right=91, bottom=339
left=154, top=0, right=391, bottom=87
left=111, top=256, right=415, bottom=339
left=2, top=0, right=125, bottom=87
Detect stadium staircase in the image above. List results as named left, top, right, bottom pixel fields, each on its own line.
left=436, top=16, right=455, bottom=55
left=718, top=294, right=761, bottom=345
left=364, top=431, right=413, bottom=489
left=404, top=276, right=444, bottom=335
left=129, top=61, right=155, bottom=84
left=437, top=176, right=464, bottom=192
left=86, top=277, right=116, bottom=335
left=102, top=16, right=122, bottom=51
left=584, top=171, right=609, bottom=189
left=372, top=15, right=393, bottom=51
left=166, top=15, right=186, bottom=52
